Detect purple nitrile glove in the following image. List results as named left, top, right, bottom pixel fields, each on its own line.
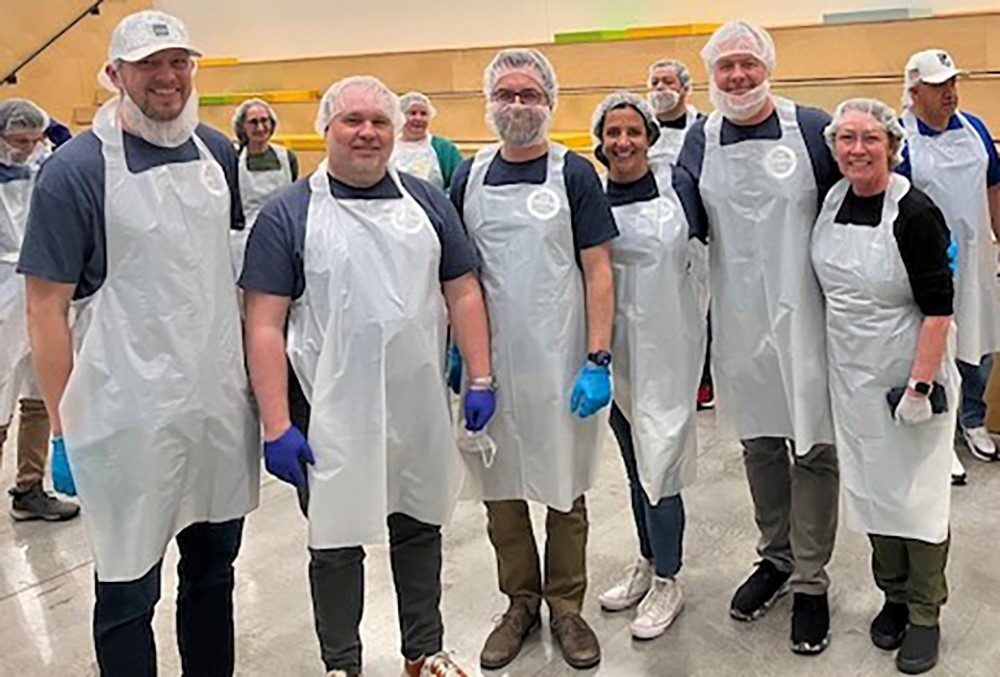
left=264, top=425, right=315, bottom=489
left=464, top=388, right=496, bottom=432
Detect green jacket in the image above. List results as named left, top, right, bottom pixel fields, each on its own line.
left=431, top=136, right=464, bottom=189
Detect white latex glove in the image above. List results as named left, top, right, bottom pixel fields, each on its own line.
left=894, top=391, right=933, bottom=425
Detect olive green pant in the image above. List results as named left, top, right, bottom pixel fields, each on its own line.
left=869, top=534, right=949, bottom=627
left=485, top=496, right=588, bottom=618
left=0, top=398, right=49, bottom=492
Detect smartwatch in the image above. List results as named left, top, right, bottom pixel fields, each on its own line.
left=907, top=378, right=932, bottom=396
left=588, top=350, right=612, bottom=367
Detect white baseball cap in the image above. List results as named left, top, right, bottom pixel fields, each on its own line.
left=108, top=11, right=202, bottom=63
left=904, top=49, right=966, bottom=87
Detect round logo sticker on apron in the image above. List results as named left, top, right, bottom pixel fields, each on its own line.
left=526, top=187, right=561, bottom=220
left=764, top=145, right=798, bottom=180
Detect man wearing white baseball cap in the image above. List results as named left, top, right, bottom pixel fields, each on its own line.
left=18, top=10, right=258, bottom=676
left=898, top=49, right=1000, bottom=481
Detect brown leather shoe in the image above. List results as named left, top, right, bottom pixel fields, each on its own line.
left=480, top=603, right=541, bottom=670
left=551, top=613, right=601, bottom=669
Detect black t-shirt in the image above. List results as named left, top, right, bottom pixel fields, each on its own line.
left=604, top=169, right=708, bottom=243
left=833, top=185, right=953, bottom=316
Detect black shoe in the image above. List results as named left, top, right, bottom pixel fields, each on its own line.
left=9, top=484, right=80, bottom=522
left=870, top=601, right=909, bottom=650
left=730, top=560, right=791, bottom=621
left=790, top=593, right=830, bottom=655
left=896, top=624, right=939, bottom=674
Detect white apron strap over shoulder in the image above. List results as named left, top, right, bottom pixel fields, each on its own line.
left=288, top=161, right=459, bottom=549
left=60, top=98, right=259, bottom=582
left=232, top=142, right=294, bottom=278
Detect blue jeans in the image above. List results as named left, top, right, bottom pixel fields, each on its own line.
left=93, top=519, right=244, bottom=677
left=609, top=403, right=685, bottom=578
left=957, top=353, right=993, bottom=430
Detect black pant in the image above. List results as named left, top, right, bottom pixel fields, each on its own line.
left=308, top=513, right=444, bottom=675
left=93, top=519, right=244, bottom=677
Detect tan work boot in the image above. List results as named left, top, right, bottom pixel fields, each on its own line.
left=480, top=603, right=540, bottom=670
left=551, top=613, right=601, bottom=669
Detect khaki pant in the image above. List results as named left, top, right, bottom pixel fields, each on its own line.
left=742, top=438, right=839, bottom=594
left=870, top=534, right=949, bottom=627
left=0, top=398, right=49, bottom=493
left=485, top=496, right=588, bottom=618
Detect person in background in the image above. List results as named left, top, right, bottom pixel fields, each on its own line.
left=896, top=49, right=1000, bottom=484
left=646, top=58, right=702, bottom=167
left=451, top=48, right=617, bottom=671
left=813, top=98, right=956, bottom=676
left=391, top=91, right=464, bottom=191
left=231, top=97, right=298, bottom=278
left=589, top=91, right=709, bottom=641
left=677, top=19, right=840, bottom=655
left=0, top=98, right=79, bottom=522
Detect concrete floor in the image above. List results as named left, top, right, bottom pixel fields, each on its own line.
left=2, top=411, right=999, bottom=676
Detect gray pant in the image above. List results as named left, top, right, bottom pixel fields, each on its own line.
left=307, top=512, right=444, bottom=676
left=742, top=438, right=839, bottom=595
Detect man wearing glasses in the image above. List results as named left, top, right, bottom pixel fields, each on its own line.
left=450, top=48, right=618, bottom=671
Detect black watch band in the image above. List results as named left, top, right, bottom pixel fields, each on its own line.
left=908, top=378, right=932, bottom=395
left=588, top=350, right=612, bottom=367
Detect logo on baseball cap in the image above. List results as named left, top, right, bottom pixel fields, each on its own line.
left=904, top=49, right=966, bottom=86
left=108, top=11, right=202, bottom=63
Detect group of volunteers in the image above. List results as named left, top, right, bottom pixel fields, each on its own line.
left=1, top=6, right=997, bottom=677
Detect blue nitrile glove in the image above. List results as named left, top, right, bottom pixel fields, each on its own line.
left=448, top=344, right=463, bottom=394
left=947, top=239, right=958, bottom=275
left=464, top=387, right=497, bottom=432
left=264, top=425, right=315, bottom=489
left=571, top=364, right=612, bottom=418
left=51, top=436, right=77, bottom=497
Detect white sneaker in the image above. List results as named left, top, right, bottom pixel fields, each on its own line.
left=327, top=672, right=349, bottom=677
left=630, top=576, right=685, bottom=640
left=952, top=450, right=968, bottom=486
left=404, top=651, right=468, bottom=677
left=599, top=557, right=653, bottom=611
left=963, top=426, right=998, bottom=462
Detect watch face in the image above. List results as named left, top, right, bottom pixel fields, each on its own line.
left=589, top=351, right=612, bottom=366
left=915, top=381, right=932, bottom=395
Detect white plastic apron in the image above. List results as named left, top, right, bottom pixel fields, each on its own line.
left=232, top=143, right=293, bottom=278
left=461, top=143, right=602, bottom=511
left=700, top=97, right=834, bottom=452
left=60, top=99, right=260, bottom=582
left=392, top=136, right=445, bottom=190
left=811, top=175, right=955, bottom=543
left=608, top=164, right=709, bottom=501
left=0, top=167, right=40, bottom=422
left=648, top=106, right=699, bottom=167
left=902, top=109, right=1000, bottom=364
left=287, top=162, right=460, bottom=548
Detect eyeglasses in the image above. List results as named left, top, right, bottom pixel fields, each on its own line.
left=491, top=88, right=546, bottom=105
left=246, top=118, right=272, bottom=128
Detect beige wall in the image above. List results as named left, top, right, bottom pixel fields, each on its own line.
left=155, top=0, right=1000, bottom=60
left=0, top=0, right=152, bottom=125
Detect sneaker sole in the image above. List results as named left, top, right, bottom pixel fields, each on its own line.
left=870, top=627, right=906, bottom=651
left=896, top=655, right=938, bottom=675
left=963, top=432, right=997, bottom=462
left=599, top=591, right=649, bottom=612
left=479, top=616, right=540, bottom=671
left=730, top=583, right=789, bottom=622
left=9, top=508, right=78, bottom=522
left=630, top=600, right=685, bottom=640
left=790, top=632, right=830, bottom=655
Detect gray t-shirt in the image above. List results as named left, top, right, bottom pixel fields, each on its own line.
left=238, top=171, right=479, bottom=300
left=17, top=124, right=243, bottom=300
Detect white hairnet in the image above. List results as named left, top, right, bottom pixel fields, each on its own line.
left=232, top=98, right=277, bottom=145
left=701, top=19, right=776, bottom=73
left=399, top=91, right=437, bottom=118
left=591, top=91, right=660, bottom=144
left=0, top=99, right=50, bottom=136
left=648, top=59, right=692, bottom=92
left=823, top=98, right=907, bottom=168
left=314, top=76, right=403, bottom=136
left=483, top=48, right=559, bottom=109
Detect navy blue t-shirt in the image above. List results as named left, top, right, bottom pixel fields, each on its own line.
left=449, top=149, right=619, bottom=251
left=605, top=168, right=708, bottom=243
left=677, top=104, right=841, bottom=212
left=0, top=163, right=31, bottom=185
left=17, top=125, right=243, bottom=300
left=238, top=171, right=479, bottom=300
left=896, top=111, right=1000, bottom=188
